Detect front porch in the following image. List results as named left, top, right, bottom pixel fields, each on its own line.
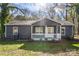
left=31, top=26, right=61, bottom=41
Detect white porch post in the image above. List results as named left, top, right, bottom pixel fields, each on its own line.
left=56, top=25, right=61, bottom=40
left=31, top=26, right=32, bottom=39
left=56, top=25, right=58, bottom=38
left=60, top=25, right=61, bottom=40
left=45, top=25, right=47, bottom=35
left=45, top=25, right=47, bottom=39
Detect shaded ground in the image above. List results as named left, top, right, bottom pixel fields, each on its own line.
left=0, top=39, right=79, bottom=56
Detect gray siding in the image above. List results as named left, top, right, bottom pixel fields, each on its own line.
left=5, top=25, right=31, bottom=40
left=6, top=26, right=13, bottom=39
left=65, top=26, right=73, bottom=37
left=18, top=25, right=31, bottom=39
left=62, top=26, right=73, bottom=38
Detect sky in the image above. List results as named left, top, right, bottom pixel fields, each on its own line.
left=14, top=3, right=47, bottom=11
left=12, top=3, right=66, bottom=20
left=0, top=0, right=78, bottom=3
left=14, top=3, right=65, bottom=10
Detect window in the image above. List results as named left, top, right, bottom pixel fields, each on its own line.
left=61, top=27, right=65, bottom=35
left=13, top=27, right=18, bottom=35
left=35, top=27, right=44, bottom=33
left=47, top=27, right=54, bottom=34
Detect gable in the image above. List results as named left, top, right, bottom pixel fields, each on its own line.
left=32, top=18, right=61, bottom=26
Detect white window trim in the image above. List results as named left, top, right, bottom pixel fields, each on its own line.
left=31, top=26, right=44, bottom=39
left=46, top=26, right=54, bottom=34
left=13, top=27, right=18, bottom=35
left=35, top=26, right=44, bottom=33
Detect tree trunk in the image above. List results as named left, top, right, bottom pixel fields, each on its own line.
left=0, top=3, right=8, bottom=39
left=78, top=22, right=79, bottom=35
left=66, top=7, right=68, bottom=21
left=1, top=19, right=5, bottom=39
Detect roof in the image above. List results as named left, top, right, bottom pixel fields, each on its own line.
left=60, top=21, right=74, bottom=26
left=5, top=20, right=37, bottom=25
left=5, top=17, right=74, bottom=26
left=50, top=18, right=74, bottom=26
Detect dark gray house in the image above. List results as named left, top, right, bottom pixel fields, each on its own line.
left=5, top=17, right=74, bottom=41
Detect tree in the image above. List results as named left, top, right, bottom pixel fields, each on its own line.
left=45, top=3, right=57, bottom=19
left=64, top=3, right=78, bottom=35
left=74, top=3, right=79, bottom=35
left=14, top=15, right=26, bottom=20
left=0, top=3, right=25, bottom=39
left=66, top=3, right=79, bottom=35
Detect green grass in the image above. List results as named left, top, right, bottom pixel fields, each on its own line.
left=0, top=40, right=78, bottom=56
left=0, top=41, right=22, bottom=50
left=72, top=43, right=79, bottom=47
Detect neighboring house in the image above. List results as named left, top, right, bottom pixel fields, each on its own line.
left=5, top=17, right=74, bottom=41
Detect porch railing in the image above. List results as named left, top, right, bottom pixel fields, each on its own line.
left=31, top=33, right=61, bottom=40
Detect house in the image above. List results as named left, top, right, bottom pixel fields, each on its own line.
left=4, top=17, right=74, bottom=41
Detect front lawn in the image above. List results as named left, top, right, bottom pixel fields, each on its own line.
left=0, top=40, right=78, bottom=56
left=72, top=43, right=79, bottom=47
